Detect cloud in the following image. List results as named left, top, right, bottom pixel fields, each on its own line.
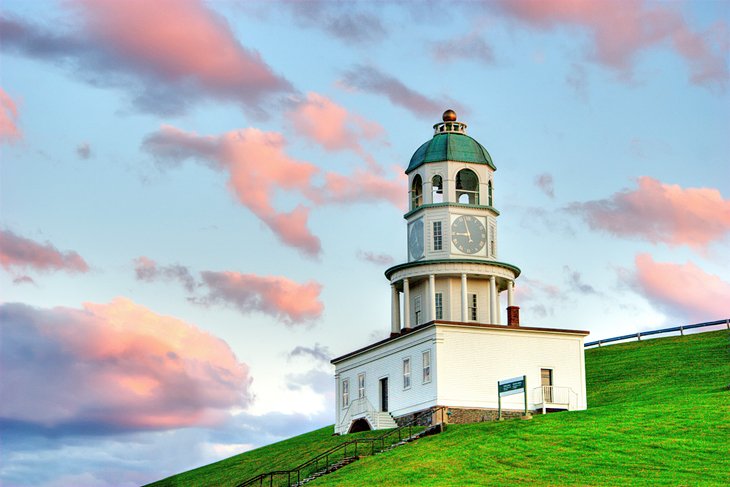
left=563, top=265, right=598, bottom=295
left=12, top=275, right=36, bottom=286
left=133, top=256, right=197, bottom=292
left=0, top=0, right=292, bottom=116
left=491, top=0, right=729, bottom=91
left=568, top=177, right=730, bottom=250
left=0, top=229, right=89, bottom=274
left=534, top=172, right=555, bottom=198
left=283, top=1, right=387, bottom=45
left=0, top=87, right=21, bottom=142
left=76, top=142, right=91, bottom=159
left=287, top=92, right=384, bottom=154
left=142, top=125, right=322, bottom=256
left=288, top=343, right=332, bottom=363
left=431, top=33, right=495, bottom=64
left=0, top=298, right=252, bottom=435
left=196, top=271, right=324, bottom=325
left=356, top=250, right=395, bottom=266
left=340, top=65, right=445, bottom=117
left=320, top=167, right=405, bottom=207
left=626, top=253, right=730, bottom=322
left=142, top=124, right=404, bottom=255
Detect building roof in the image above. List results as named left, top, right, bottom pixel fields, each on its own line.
left=331, top=320, right=590, bottom=364
left=406, top=132, right=496, bottom=173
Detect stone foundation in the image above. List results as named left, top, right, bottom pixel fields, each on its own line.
left=395, top=406, right=532, bottom=427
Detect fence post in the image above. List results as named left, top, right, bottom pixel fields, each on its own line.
left=637, top=332, right=641, bottom=341
left=680, top=325, right=684, bottom=336
left=726, top=319, right=729, bottom=330
left=598, top=340, right=602, bottom=347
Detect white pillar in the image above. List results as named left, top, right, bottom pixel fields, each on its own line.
left=391, top=284, right=401, bottom=334
left=485, top=280, right=492, bottom=324
left=496, top=290, right=502, bottom=325
left=461, top=273, right=468, bottom=321
left=403, top=278, right=411, bottom=329
left=507, top=280, right=514, bottom=307
left=429, top=274, right=436, bottom=322
left=489, top=276, right=497, bottom=324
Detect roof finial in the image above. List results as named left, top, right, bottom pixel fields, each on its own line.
left=442, top=109, right=457, bottom=122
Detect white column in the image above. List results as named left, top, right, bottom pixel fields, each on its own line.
left=461, top=273, right=468, bottom=321
left=507, top=280, right=514, bottom=307
left=496, top=290, right=502, bottom=325
left=429, top=274, right=436, bottom=322
left=403, top=278, right=411, bottom=329
left=489, top=276, right=497, bottom=324
left=485, top=280, right=492, bottom=324
left=391, top=284, right=401, bottom=334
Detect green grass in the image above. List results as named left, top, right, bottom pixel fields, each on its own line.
left=150, top=330, right=730, bottom=486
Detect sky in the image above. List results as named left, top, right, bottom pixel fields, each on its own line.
left=1, top=0, right=729, bottom=485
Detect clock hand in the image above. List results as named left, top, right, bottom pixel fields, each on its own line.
left=465, top=223, right=472, bottom=242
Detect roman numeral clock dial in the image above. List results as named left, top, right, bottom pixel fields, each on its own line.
left=451, top=215, right=486, bottom=254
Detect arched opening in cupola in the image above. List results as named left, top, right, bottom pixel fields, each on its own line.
left=411, top=175, right=423, bottom=209
left=456, top=169, right=479, bottom=205
left=488, top=181, right=493, bottom=206
left=432, top=175, right=443, bottom=203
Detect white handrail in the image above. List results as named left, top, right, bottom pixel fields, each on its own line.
left=337, top=396, right=380, bottom=433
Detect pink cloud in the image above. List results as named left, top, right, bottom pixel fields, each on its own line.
left=534, top=172, right=555, bottom=198
left=493, top=0, right=729, bottom=90
left=2, top=0, right=291, bottom=115
left=287, top=92, right=384, bottom=153
left=142, top=125, right=321, bottom=256
left=197, top=271, right=324, bottom=325
left=0, top=87, right=21, bottom=142
left=320, top=166, right=405, bottom=207
left=0, top=229, right=89, bottom=273
left=142, top=124, right=405, bottom=255
left=0, top=298, right=252, bottom=433
left=569, top=177, right=730, bottom=250
left=631, top=253, right=730, bottom=322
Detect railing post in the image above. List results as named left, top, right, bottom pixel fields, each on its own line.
left=598, top=340, right=602, bottom=347
left=637, top=332, right=641, bottom=341
left=680, top=325, right=684, bottom=336
left=726, top=319, right=729, bottom=330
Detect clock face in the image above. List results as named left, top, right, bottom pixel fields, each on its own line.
left=451, top=215, right=486, bottom=254
left=409, top=219, right=424, bottom=260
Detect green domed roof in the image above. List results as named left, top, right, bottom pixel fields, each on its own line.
left=407, top=132, right=495, bottom=173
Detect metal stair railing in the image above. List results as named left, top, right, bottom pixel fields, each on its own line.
left=236, top=406, right=446, bottom=487
left=336, top=396, right=382, bottom=434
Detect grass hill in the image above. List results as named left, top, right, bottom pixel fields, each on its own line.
left=149, top=330, right=729, bottom=486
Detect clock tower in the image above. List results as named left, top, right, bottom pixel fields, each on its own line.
left=385, top=110, right=520, bottom=335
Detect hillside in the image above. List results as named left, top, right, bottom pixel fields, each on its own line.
left=149, top=330, right=729, bottom=486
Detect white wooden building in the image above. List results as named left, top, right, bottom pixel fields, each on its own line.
left=332, top=111, right=589, bottom=434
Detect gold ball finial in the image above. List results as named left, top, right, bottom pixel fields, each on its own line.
left=442, top=109, right=457, bottom=122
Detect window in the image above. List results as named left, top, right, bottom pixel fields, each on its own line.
left=455, top=169, right=479, bottom=205
left=414, top=295, right=422, bottom=325
left=490, top=225, right=496, bottom=257
left=488, top=181, right=493, bottom=206
left=411, top=175, right=423, bottom=210
left=403, top=358, right=411, bottom=389
left=358, top=373, right=365, bottom=399
left=435, top=292, right=443, bottom=320
left=422, top=350, right=431, bottom=383
left=433, top=221, right=442, bottom=251
left=342, top=379, right=349, bottom=407
left=432, top=175, right=443, bottom=203
left=469, top=293, right=477, bottom=321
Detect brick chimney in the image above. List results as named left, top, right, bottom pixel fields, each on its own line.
left=507, top=306, right=520, bottom=327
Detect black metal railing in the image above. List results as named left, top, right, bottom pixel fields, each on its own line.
left=236, top=407, right=446, bottom=487
left=585, top=318, right=729, bottom=348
